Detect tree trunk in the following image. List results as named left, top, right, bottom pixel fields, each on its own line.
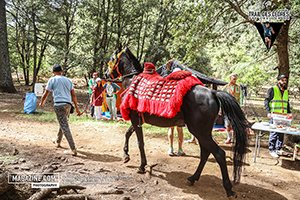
left=276, top=20, right=296, bottom=147
left=16, top=27, right=30, bottom=85
left=101, top=0, right=112, bottom=76
left=25, top=26, right=31, bottom=86
left=115, top=0, right=122, bottom=47
left=63, top=14, right=70, bottom=72
left=32, top=11, right=38, bottom=92
left=136, top=13, right=144, bottom=60
left=139, top=14, right=149, bottom=61
left=92, top=0, right=104, bottom=72
left=276, top=20, right=290, bottom=77
left=62, top=0, right=74, bottom=73
left=0, top=0, right=16, bottom=93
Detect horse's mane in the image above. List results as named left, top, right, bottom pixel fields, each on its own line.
left=124, top=47, right=143, bottom=73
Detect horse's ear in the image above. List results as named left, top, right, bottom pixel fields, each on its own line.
left=124, top=46, right=128, bottom=52
left=117, top=44, right=122, bottom=52
left=124, top=39, right=129, bottom=48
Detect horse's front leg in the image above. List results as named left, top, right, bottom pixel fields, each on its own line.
left=123, top=125, right=135, bottom=163
left=130, top=112, right=147, bottom=174
left=135, top=126, right=147, bottom=173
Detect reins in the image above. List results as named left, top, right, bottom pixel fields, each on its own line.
left=102, top=71, right=139, bottom=83
left=121, top=72, right=139, bottom=80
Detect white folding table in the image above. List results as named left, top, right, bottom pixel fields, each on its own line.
left=251, top=122, right=300, bottom=162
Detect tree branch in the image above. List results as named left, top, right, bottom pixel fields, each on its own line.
left=223, top=0, right=253, bottom=23
left=219, top=20, right=249, bottom=35
left=199, top=5, right=232, bottom=38
left=255, top=52, right=276, bottom=63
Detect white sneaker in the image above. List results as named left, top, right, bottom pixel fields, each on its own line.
left=276, top=149, right=284, bottom=156
left=64, top=149, right=77, bottom=156
left=168, top=148, right=175, bottom=156
left=52, top=139, right=61, bottom=148
left=269, top=151, right=279, bottom=158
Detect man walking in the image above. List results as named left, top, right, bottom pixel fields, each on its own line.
left=223, top=73, right=241, bottom=144
left=264, top=74, right=291, bottom=158
left=39, top=64, right=80, bottom=156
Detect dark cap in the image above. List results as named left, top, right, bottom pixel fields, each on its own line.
left=93, top=72, right=98, bottom=76
left=52, top=64, right=62, bottom=72
left=277, top=74, right=288, bottom=80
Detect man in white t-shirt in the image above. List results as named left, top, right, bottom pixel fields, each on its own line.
left=39, top=64, right=80, bottom=156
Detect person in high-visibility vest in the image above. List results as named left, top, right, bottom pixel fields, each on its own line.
left=264, top=74, right=291, bottom=158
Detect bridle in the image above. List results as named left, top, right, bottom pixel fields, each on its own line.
left=109, top=54, right=123, bottom=80
left=108, top=49, right=140, bottom=81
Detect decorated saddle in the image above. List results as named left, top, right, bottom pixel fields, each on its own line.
left=120, top=70, right=203, bottom=120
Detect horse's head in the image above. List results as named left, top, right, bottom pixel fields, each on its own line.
left=105, top=47, right=143, bottom=80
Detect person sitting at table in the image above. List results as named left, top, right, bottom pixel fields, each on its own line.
left=264, top=74, right=291, bottom=158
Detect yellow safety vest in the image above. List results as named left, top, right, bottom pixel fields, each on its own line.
left=269, top=86, right=289, bottom=114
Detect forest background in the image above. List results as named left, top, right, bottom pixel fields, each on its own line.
left=0, top=0, right=299, bottom=98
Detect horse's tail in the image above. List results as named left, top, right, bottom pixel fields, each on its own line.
left=215, top=90, right=249, bottom=184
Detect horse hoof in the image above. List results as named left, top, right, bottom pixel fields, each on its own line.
left=227, top=191, right=237, bottom=199
left=137, top=168, right=146, bottom=174
left=275, top=158, right=280, bottom=165
left=124, top=155, right=130, bottom=163
left=186, top=177, right=195, bottom=186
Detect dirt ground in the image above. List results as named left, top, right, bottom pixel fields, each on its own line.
left=0, top=88, right=299, bottom=200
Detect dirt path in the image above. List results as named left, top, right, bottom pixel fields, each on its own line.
left=0, top=91, right=299, bottom=200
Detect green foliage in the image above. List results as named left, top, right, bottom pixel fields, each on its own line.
left=5, top=0, right=299, bottom=95
left=208, top=22, right=278, bottom=95
left=20, top=111, right=57, bottom=123
left=288, top=1, right=300, bottom=97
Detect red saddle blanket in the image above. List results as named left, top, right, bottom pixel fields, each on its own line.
left=120, top=71, right=203, bottom=120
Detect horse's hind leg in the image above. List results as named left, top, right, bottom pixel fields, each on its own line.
left=123, top=125, right=135, bottom=163
left=130, top=112, right=147, bottom=173
left=187, top=143, right=210, bottom=185
left=201, top=137, right=235, bottom=197
left=214, top=148, right=235, bottom=197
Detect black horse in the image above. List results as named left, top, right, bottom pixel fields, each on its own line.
left=105, top=47, right=249, bottom=197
